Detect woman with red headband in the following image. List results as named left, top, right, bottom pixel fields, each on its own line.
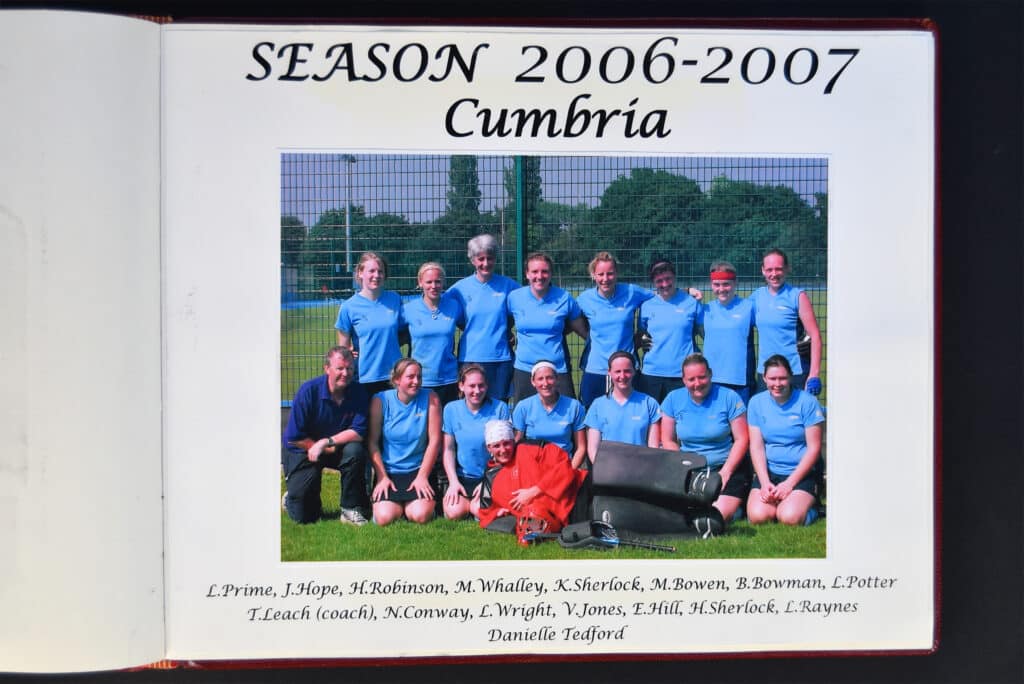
left=700, top=260, right=756, bottom=403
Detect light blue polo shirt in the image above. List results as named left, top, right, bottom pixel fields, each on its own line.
left=377, top=389, right=432, bottom=474
left=442, top=397, right=511, bottom=478
left=701, top=297, right=755, bottom=386
left=747, top=388, right=825, bottom=475
left=584, top=391, right=661, bottom=446
left=577, top=283, right=654, bottom=374
left=403, top=293, right=463, bottom=387
left=334, top=291, right=406, bottom=384
left=660, top=384, right=746, bottom=467
left=507, top=285, right=583, bottom=373
left=638, top=290, right=700, bottom=378
left=511, top=394, right=586, bottom=455
left=449, top=273, right=519, bottom=363
left=752, top=283, right=804, bottom=375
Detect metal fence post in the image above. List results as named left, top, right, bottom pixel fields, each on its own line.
left=514, top=155, right=526, bottom=284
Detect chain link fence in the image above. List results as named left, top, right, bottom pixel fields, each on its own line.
left=281, top=153, right=827, bottom=405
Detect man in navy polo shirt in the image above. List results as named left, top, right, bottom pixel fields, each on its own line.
left=282, top=346, right=370, bottom=525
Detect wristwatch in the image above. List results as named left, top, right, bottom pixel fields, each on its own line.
left=327, top=437, right=336, bottom=448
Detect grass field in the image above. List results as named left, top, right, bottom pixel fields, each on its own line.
left=281, top=471, right=826, bottom=562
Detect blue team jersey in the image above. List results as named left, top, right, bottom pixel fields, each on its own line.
left=751, top=284, right=804, bottom=375
left=511, top=394, right=586, bottom=455
left=638, top=290, right=700, bottom=378
left=701, top=297, right=755, bottom=386
left=585, top=391, right=661, bottom=446
left=507, top=285, right=583, bottom=373
left=377, top=389, right=432, bottom=474
left=403, top=294, right=463, bottom=387
left=335, top=291, right=406, bottom=384
left=442, top=397, right=511, bottom=478
left=577, top=283, right=654, bottom=374
left=448, top=273, right=519, bottom=363
left=747, top=388, right=825, bottom=476
left=660, top=385, right=746, bottom=467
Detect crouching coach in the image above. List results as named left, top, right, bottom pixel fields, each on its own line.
left=282, top=345, right=371, bottom=525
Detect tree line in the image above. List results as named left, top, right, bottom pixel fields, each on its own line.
left=282, top=156, right=826, bottom=298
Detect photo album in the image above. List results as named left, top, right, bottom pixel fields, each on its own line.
left=0, top=10, right=936, bottom=673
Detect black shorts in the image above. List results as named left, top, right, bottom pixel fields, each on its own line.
left=380, top=470, right=433, bottom=504
left=715, top=457, right=753, bottom=499
left=752, top=465, right=822, bottom=499
left=455, top=475, right=483, bottom=499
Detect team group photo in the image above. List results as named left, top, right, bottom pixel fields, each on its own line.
left=279, top=154, right=829, bottom=561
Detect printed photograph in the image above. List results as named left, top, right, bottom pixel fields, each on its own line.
left=279, top=153, right=828, bottom=562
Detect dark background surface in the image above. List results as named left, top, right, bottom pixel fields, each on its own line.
left=2, top=0, right=1021, bottom=682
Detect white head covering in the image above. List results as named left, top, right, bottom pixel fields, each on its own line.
left=530, top=360, right=557, bottom=378
left=484, top=420, right=515, bottom=445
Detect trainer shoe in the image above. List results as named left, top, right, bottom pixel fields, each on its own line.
left=339, top=507, right=368, bottom=527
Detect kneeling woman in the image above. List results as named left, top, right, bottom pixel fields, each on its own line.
left=367, top=358, right=442, bottom=525
left=440, top=364, right=511, bottom=520
left=584, top=352, right=661, bottom=462
left=746, top=355, right=826, bottom=526
left=660, top=353, right=750, bottom=520
left=511, top=361, right=587, bottom=469
left=476, top=420, right=588, bottom=543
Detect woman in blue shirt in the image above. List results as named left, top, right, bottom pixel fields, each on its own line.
left=700, top=260, right=756, bottom=403
left=636, top=258, right=701, bottom=402
left=584, top=352, right=661, bottom=463
left=660, top=353, right=750, bottom=520
left=441, top=364, right=511, bottom=519
left=511, top=361, right=587, bottom=468
left=506, top=252, right=588, bottom=402
left=366, top=358, right=442, bottom=525
left=752, top=248, right=823, bottom=395
left=335, top=252, right=406, bottom=397
left=404, top=261, right=463, bottom=406
left=448, top=234, right=519, bottom=402
left=746, top=354, right=826, bottom=526
left=576, top=251, right=654, bottom=408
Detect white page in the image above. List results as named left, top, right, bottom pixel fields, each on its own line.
left=0, top=11, right=164, bottom=673
left=162, top=24, right=934, bottom=660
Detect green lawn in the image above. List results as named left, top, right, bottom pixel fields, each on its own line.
left=281, top=471, right=825, bottom=562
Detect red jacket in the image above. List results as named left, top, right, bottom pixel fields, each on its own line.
left=478, top=442, right=587, bottom=532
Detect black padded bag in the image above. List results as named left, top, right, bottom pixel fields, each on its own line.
left=591, top=440, right=721, bottom=506
left=590, top=495, right=724, bottom=538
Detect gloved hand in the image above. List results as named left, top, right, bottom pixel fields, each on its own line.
left=805, top=377, right=822, bottom=395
